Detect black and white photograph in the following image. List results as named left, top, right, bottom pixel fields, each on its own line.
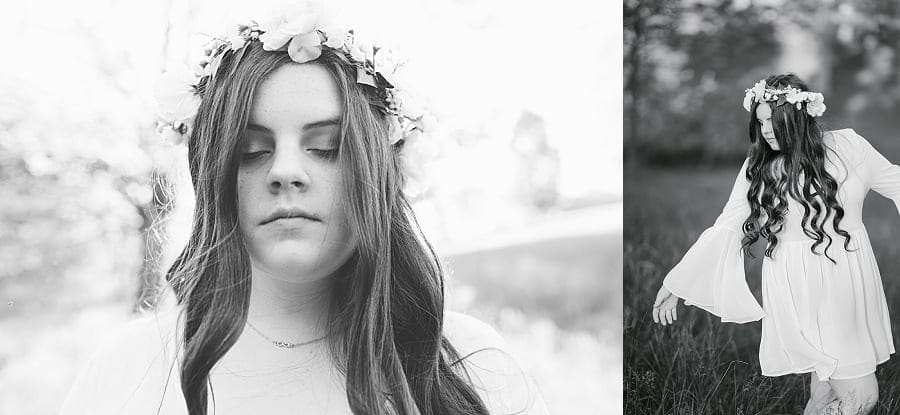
left=2, top=0, right=619, bottom=414
left=625, top=1, right=900, bottom=414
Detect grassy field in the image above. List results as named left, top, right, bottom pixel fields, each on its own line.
left=624, top=164, right=900, bottom=414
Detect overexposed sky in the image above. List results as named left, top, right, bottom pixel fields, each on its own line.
left=5, top=0, right=620, bottom=199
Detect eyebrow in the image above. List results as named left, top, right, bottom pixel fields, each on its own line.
left=246, top=117, right=340, bottom=134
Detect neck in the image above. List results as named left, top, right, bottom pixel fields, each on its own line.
left=246, top=263, right=334, bottom=344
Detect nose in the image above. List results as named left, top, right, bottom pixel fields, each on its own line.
left=266, top=145, right=311, bottom=193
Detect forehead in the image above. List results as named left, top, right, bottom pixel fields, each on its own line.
left=249, top=63, right=341, bottom=128
left=755, top=102, right=772, bottom=119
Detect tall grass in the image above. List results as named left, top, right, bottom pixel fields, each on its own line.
left=624, top=164, right=900, bottom=414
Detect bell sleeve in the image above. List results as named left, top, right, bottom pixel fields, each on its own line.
left=852, top=129, right=900, bottom=214
left=662, top=157, right=766, bottom=323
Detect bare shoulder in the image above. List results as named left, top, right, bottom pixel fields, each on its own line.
left=443, top=311, right=550, bottom=415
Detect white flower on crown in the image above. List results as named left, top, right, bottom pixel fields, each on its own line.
left=742, top=91, right=754, bottom=112
left=316, top=20, right=349, bottom=49
left=349, top=38, right=374, bottom=63
left=741, top=78, right=826, bottom=117
left=806, top=92, right=826, bottom=117
left=374, top=47, right=403, bottom=87
left=785, top=87, right=803, bottom=104
left=751, top=80, right=766, bottom=100
left=286, top=31, right=323, bottom=63
left=258, top=2, right=320, bottom=51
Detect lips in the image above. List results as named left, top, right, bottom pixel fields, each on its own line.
left=261, top=207, right=321, bottom=225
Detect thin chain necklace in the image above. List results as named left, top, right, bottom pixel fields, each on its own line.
left=245, top=320, right=327, bottom=349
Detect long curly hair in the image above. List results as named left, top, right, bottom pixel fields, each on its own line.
left=161, top=42, right=490, bottom=415
left=740, top=74, right=852, bottom=263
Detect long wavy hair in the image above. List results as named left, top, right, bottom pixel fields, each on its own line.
left=160, top=42, right=490, bottom=415
left=740, top=73, right=852, bottom=263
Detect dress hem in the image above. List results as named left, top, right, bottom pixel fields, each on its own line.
left=761, top=353, right=893, bottom=381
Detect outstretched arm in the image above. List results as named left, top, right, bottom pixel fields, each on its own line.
left=652, top=157, right=765, bottom=325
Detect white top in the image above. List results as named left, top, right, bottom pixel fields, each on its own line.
left=663, top=129, right=897, bottom=381
left=57, top=306, right=549, bottom=414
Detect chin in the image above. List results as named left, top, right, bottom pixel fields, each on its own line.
left=257, top=245, right=353, bottom=280
left=261, top=257, right=324, bottom=281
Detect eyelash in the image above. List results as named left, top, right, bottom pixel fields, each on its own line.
left=240, top=149, right=338, bottom=162
left=313, top=149, right=339, bottom=160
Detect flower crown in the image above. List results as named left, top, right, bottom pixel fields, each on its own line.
left=742, top=79, right=827, bottom=117
left=153, top=2, right=438, bottom=197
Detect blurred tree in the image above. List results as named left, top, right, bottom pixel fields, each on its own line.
left=512, top=111, right=560, bottom=211
left=623, top=0, right=680, bottom=161
left=625, top=0, right=779, bottom=164
left=0, top=78, right=149, bottom=315
left=624, top=0, right=900, bottom=165
left=0, top=3, right=182, bottom=317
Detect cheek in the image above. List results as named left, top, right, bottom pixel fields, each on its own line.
left=236, top=169, right=262, bottom=229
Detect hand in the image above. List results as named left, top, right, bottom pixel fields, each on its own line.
left=652, top=285, right=679, bottom=326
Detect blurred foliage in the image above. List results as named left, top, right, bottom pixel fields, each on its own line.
left=0, top=75, right=157, bottom=314
left=0, top=0, right=187, bottom=316
left=625, top=0, right=900, bottom=165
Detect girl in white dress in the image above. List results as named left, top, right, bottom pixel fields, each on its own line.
left=58, top=3, right=547, bottom=414
left=651, top=73, right=898, bottom=414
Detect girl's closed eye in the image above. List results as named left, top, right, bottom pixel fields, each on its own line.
left=239, top=148, right=337, bottom=162
left=239, top=134, right=272, bottom=162
left=241, top=149, right=271, bottom=162
left=311, top=148, right=338, bottom=160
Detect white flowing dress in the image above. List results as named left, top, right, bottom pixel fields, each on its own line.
left=57, top=306, right=549, bottom=414
left=664, top=128, right=898, bottom=381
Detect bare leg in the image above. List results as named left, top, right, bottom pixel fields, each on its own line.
left=820, top=374, right=878, bottom=415
left=805, top=373, right=837, bottom=415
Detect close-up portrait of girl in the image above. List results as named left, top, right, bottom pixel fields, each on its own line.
left=3, top=1, right=614, bottom=413
left=57, top=3, right=553, bottom=414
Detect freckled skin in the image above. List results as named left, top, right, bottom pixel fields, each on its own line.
left=237, top=63, right=357, bottom=284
